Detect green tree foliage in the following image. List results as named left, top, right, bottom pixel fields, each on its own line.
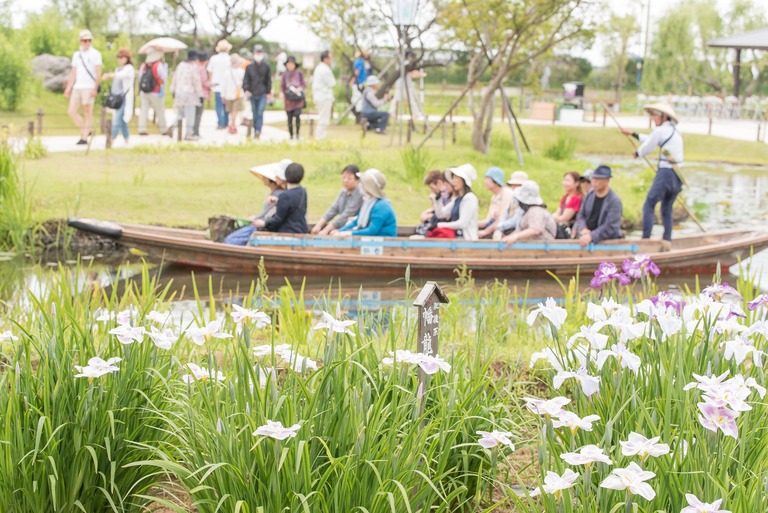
left=0, top=32, right=29, bottom=110
left=24, top=7, right=77, bottom=56
left=601, top=12, right=639, bottom=105
left=641, top=0, right=767, bottom=95
left=441, top=0, right=596, bottom=153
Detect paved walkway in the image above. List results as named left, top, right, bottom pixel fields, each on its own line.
left=10, top=107, right=768, bottom=153
left=30, top=110, right=292, bottom=153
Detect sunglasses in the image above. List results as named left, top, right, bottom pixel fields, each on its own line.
left=81, top=39, right=92, bottom=42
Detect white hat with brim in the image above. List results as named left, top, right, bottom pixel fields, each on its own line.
left=506, top=170, right=528, bottom=186
left=250, top=159, right=292, bottom=182
left=215, top=39, right=232, bottom=53
left=643, top=103, right=679, bottom=123
left=357, top=168, right=386, bottom=198
left=365, top=76, right=381, bottom=87
left=445, top=163, right=477, bottom=188
left=513, top=180, right=545, bottom=206
left=146, top=50, right=164, bottom=63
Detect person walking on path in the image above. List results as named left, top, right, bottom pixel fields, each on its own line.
left=312, top=50, right=336, bottom=140
left=222, top=54, right=246, bottom=134
left=138, top=50, right=170, bottom=136
left=280, top=56, right=306, bottom=140
left=102, top=48, right=135, bottom=144
left=621, top=103, right=684, bottom=249
left=193, top=51, right=211, bottom=138
left=243, top=44, right=272, bottom=140
left=207, top=39, right=232, bottom=130
left=64, top=30, right=102, bottom=145
left=171, top=50, right=204, bottom=141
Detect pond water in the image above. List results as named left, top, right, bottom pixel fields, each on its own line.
left=1, top=161, right=767, bottom=307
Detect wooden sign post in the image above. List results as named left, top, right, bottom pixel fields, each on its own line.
left=413, top=281, right=449, bottom=400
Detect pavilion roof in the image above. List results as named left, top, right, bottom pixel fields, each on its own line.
left=708, top=27, right=768, bottom=51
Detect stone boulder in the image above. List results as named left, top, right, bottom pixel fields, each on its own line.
left=31, top=54, right=71, bottom=92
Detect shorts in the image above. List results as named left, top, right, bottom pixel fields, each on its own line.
left=226, top=98, right=244, bottom=113
left=70, top=89, right=96, bottom=108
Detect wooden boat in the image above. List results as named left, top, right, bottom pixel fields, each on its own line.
left=68, top=218, right=768, bottom=278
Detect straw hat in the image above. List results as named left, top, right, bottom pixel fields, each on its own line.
left=215, top=39, right=232, bottom=53
left=249, top=159, right=292, bottom=182
left=643, top=103, right=679, bottom=123
left=445, top=163, right=477, bottom=188
left=79, top=30, right=93, bottom=41
left=506, top=170, right=528, bottom=186
left=513, top=180, right=544, bottom=206
left=358, top=168, right=387, bottom=198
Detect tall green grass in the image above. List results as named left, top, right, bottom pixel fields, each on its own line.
left=0, top=143, right=36, bottom=252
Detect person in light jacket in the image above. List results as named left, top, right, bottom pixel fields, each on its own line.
left=573, top=165, right=623, bottom=246
left=171, top=49, right=204, bottom=141
left=102, top=47, right=135, bottom=144
left=435, top=164, right=479, bottom=240
left=312, top=50, right=336, bottom=140
left=333, top=168, right=397, bottom=237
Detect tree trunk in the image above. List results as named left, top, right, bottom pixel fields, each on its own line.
left=471, top=89, right=495, bottom=153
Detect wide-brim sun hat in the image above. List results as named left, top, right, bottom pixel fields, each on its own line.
left=513, top=180, right=544, bottom=206
left=146, top=50, right=164, bottom=63
left=643, top=102, right=679, bottom=123
left=484, top=166, right=505, bottom=187
left=274, top=159, right=293, bottom=181
left=79, top=30, right=93, bottom=41
left=507, top=170, right=528, bottom=186
left=445, top=163, right=477, bottom=188
left=357, top=168, right=387, bottom=198
left=250, top=159, right=292, bottom=182
left=365, top=76, right=381, bottom=87
left=215, top=39, right=232, bottom=53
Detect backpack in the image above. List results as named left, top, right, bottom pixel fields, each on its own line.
left=139, top=63, right=157, bottom=93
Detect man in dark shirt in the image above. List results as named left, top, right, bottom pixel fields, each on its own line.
left=254, top=163, right=309, bottom=233
left=243, top=44, right=272, bottom=140
left=573, top=165, right=623, bottom=247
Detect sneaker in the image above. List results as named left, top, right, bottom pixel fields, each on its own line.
left=254, top=131, right=261, bottom=140
left=138, top=132, right=149, bottom=136
left=76, top=138, right=87, bottom=145
left=660, top=240, right=672, bottom=252
left=375, top=128, right=385, bottom=134
left=164, top=127, right=174, bottom=137
left=184, top=135, right=199, bottom=141
left=216, top=125, right=227, bottom=130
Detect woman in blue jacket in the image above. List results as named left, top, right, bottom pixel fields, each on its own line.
left=332, top=168, right=397, bottom=237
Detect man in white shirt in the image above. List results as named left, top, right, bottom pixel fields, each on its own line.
left=312, top=50, right=336, bottom=140
left=64, top=30, right=102, bottom=145
left=207, top=39, right=232, bottom=130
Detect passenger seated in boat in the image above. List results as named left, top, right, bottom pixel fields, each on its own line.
left=223, top=159, right=290, bottom=245
left=478, top=166, right=514, bottom=238
left=579, top=168, right=593, bottom=193
left=502, top=180, right=557, bottom=245
left=415, top=170, right=454, bottom=236
left=492, top=170, right=528, bottom=240
left=573, top=165, right=623, bottom=247
left=310, top=164, right=364, bottom=235
left=331, top=168, right=397, bottom=237
left=432, top=164, right=479, bottom=240
left=252, top=162, right=309, bottom=234
left=552, top=171, right=584, bottom=238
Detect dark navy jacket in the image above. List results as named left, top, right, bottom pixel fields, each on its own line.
left=264, top=186, right=308, bottom=234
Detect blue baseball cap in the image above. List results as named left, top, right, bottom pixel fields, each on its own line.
left=484, top=166, right=505, bottom=187
left=592, top=165, right=612, bottom=179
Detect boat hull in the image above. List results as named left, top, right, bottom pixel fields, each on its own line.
left=68, top=219, right=768, bottom=279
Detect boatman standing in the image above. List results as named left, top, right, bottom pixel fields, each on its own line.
left=621, top=103, right=683, bottom=250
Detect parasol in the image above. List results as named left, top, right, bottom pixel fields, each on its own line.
left=138, top=37, right=188, bottom=54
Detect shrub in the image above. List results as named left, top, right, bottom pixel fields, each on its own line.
left=23, top=8, right=77, bottom=57
left=544, top=130, right=577, bottom=161
left=0, top=32, right=29, bottom=111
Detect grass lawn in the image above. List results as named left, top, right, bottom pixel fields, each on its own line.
left=18, top=118, right=768, bottom=229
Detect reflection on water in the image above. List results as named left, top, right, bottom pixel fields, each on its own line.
left=682, top=166, right=768, bottom=227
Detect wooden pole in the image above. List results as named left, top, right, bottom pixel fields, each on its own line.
left=600, top=102, right=706, bottom=233
left=177, top=119, right=183, bottom=142
left=36, top=107, right=43, bottom=135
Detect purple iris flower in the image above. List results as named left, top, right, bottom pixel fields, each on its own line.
left=702, top=282, right=743, bottom=301
left=747, top=294, right=768, bottom=311
left=622, top=254, right=661, bottom=279
left=591, top=262, right=631, bottom=288
left=650, top=291, right=685, bottom=315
